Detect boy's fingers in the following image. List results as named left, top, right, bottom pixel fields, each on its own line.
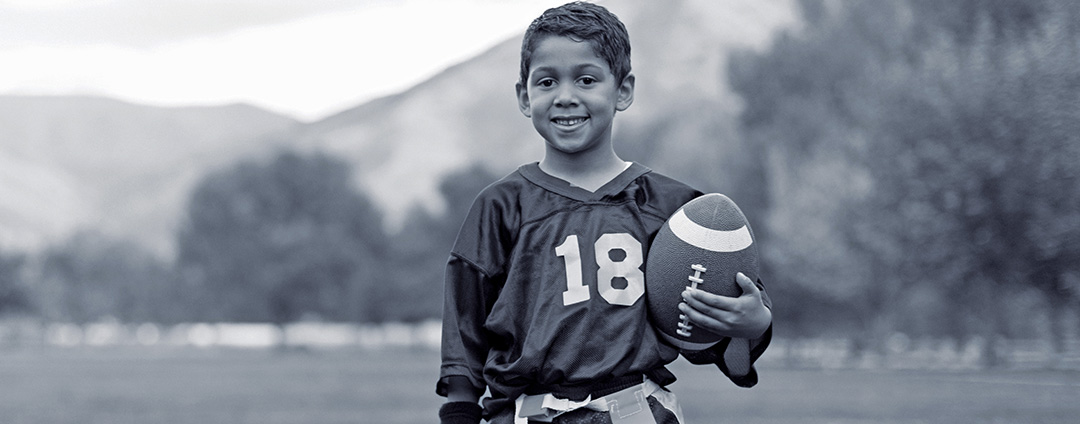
left=681, top=271, right=758, bottom=310
left=682, top=286, right=735, bottom=310
left=678, top=301, right=728, bottom=333
left=735, top=272, right=761, bottom=298
left=680, top=272, right=770, bottom=338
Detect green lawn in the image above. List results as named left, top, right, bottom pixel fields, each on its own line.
left=1, top=347, right=1078, bottom=423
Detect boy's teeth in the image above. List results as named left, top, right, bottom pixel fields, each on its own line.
left=555, top=117, right=586, bottom=125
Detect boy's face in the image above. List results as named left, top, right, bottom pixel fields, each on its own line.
left=516, top=35, right=634, bottom=157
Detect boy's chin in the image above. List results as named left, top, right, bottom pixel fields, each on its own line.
left=544, top=139, right=601, bottom=156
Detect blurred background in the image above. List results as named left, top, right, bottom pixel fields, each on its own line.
left=1, top=0, right=1079, bottom=422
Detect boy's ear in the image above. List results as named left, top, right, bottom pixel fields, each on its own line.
left=616, top=73, right=635, bottom=111
left=515, top=82, right=532, bottom=118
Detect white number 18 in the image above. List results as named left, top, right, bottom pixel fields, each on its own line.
left=555, top=233, right=645, bottom=306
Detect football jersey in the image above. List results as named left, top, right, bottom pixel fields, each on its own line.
left=438, top=162, right=702, bottom=415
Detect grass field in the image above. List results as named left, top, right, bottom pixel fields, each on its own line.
left=2, top=346, right=1079, bottom=424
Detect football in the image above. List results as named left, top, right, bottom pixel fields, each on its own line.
left=646, top=193, right=760, bottom=354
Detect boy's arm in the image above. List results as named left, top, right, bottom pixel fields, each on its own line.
left=438, top=255, right=496, bottom=423
left=679, top=273, right=773, bottom=387
left=440, top=377, right=484, bottom=424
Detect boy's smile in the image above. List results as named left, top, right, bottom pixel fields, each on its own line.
left=552, top=116, right=588, bottom=128
left=516, top=35, right=634, bottom=158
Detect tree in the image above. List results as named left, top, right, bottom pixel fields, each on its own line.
left=388, top=164, right=499, bottom=322
left=731, top=0, right=1080, bottom=358
left=841, top=0, right=1080, bottom=357
left=176, top=150, right=388, bottom=323
left=0, top=250, right=30, bottom=317
left=37, top=231, right=171, bottom=323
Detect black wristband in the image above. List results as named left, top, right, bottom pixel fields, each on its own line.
left=439, top=401, right=482, bottom=424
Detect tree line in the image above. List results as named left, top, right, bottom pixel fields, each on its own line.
left=730, top=0, right=1079, bottom=358
left=0, top=151, right=497, bottom=326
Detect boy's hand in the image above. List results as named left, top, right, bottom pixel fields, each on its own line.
left=678, top=272, right=771, bottom=339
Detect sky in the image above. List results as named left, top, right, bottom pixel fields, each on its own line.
left=0, top=0, right=574, bottom=121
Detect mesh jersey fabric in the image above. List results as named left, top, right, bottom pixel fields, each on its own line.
left=438, top=162, right=772, bottom=417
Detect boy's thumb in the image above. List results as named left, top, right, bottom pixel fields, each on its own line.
left=735, top=272, right=758, bottom=296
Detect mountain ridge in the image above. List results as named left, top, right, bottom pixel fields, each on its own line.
left=0, top=95, right=300, bottom=254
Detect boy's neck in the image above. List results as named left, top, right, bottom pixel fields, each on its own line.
left=539, top=149, right=630, bottom=192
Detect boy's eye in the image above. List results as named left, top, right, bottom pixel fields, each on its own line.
left=537, top=78, right=555, bottom=88
left=580, top=77, right=596, bottom=85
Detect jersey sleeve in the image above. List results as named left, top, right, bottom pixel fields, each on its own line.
left=437, top=255, right=501, bottom=396
left=680, top=278, right=773, bottom=388
left=436, top=184, right=515, bottom=397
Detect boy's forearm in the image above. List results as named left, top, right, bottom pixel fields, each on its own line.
left=444, top=375, right=483, bottom=403
left=441, top=376, right=484, bottom=424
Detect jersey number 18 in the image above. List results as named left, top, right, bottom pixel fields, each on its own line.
left=555, top=233, right=645, bottom=307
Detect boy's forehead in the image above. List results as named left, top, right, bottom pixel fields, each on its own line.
left=528, top=35, right=610, bottom=73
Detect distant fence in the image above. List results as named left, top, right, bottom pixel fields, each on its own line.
left=762, top=336, right=1080, bottom=371
left=0, top=319, right=441, bottom=351
left=2, top=319, right=1079, bottom=370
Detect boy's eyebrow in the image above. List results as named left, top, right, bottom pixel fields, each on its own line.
left=530, top=63, right=608, bottom=76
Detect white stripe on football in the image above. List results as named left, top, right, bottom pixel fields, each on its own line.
left=668, top=209, right=753, bottom=253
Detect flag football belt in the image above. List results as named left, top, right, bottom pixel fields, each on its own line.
left=513, top=377, right=666, bottom=424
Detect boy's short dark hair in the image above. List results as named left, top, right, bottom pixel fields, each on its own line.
left=519, top=1, right=632, bottom=85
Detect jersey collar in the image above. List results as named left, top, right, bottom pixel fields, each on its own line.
left=518, top=162, right=651, bottom=201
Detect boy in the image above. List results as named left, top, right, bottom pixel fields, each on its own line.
left=438, top=3, right=772, bottom=423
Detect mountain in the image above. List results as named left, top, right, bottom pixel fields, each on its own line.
left=0, top=96, right=299, bottom=255
left=288, top=0, right=799, bottom=226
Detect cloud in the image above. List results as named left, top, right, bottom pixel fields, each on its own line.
left=0, top=0, right=388, bottom=49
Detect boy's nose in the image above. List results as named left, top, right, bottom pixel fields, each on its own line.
left=554, top=86, right=578, bottom=107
